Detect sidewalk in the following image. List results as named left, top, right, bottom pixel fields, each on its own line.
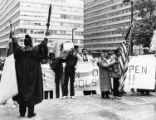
left=1, top=93, right=156, bottom=120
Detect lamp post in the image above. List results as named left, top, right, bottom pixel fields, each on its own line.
left=72, top=28, right=77, bottom=43
left=123, top=0, right=134, bottom=55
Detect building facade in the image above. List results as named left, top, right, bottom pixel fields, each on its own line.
left=0, top=0, right=84, bottom=56
left=84, top=0, right=133, bottom=52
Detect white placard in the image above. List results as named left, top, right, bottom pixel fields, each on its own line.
left=124, top=55, right=156, bottom=91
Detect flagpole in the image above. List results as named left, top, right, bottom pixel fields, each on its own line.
left=45, top=4, right=52, bottom=37
left=9, top=21, right=13, bottom=39
left=7, top=21, right=14, bottom=56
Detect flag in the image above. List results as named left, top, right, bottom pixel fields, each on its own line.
left=118, top=42, right=130, bottom=93
left=45, top=4, right=52, bottom=36
left=0, top=21, right=18, bottom=103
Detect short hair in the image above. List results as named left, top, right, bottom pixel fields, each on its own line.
left=74, top=45, right=79, bottom=49
left=82, top=48, right=87, bottom=53
left=25, top=34, right=30, bottom=39
left=44, top=38, right=48, bottom=41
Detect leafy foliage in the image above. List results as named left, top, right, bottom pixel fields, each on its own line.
left=132, top=0, right=156, bottom=47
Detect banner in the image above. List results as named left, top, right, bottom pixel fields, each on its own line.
left=41, top=62, right=100, bottom=96
left=124, top=55, right=156, bottom=92
left=42, top=64, right=55, bottom=91
left=0, top=55, right=18, bottom=103
left=75, top=62, right=99, bottom=92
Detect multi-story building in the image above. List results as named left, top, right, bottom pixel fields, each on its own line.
left=84, top=0, right=133, bottom=52
left=0, top=0, right=84, bottom=56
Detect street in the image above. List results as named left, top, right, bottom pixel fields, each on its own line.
left=1, top=93, right=156, bottom=120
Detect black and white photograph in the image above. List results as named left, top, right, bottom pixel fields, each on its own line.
left=1, top=0, right=156, bottom=119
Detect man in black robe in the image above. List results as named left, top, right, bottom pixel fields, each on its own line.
left=12, top=35, right=48, bottom=118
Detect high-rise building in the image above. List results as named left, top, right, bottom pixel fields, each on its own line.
left=84, top=0, right=133, bottom=52
left=0, top=0, right=84, bottom=56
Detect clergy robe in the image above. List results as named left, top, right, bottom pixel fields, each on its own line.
left=12, top=38, right=48, bottom=106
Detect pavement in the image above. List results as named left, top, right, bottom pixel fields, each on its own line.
left=1, top=93, right=156, bottom=120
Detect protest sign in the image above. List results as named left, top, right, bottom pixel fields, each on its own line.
left=42, top=62, right=100, bottom=97
left=124, top=55, right=156, bottom=92
left=0, top=55, right=18, bottom=103
left=75, top=62, right=100, bottom=95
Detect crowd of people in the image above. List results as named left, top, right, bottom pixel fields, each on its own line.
left=1, top=34, right=97, bottom=118
left=47, top=41, right=127, bottom=101
left=0, top=34, right=153, bottom=119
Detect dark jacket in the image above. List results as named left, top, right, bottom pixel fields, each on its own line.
left=50, top=58, right=65, bottom=74
left=111, top=58, right=122, bottom=78
left=13, top=38, right=48, bottom=106
left=65, top=53, right=78, bottom=69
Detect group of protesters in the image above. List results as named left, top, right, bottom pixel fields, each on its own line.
left=2, top=34, right=97, bottom=118
left=49, top=46, right=95, bottom=99
left=48, top=42, right=128, bottom=102
left=2, top=31, right=148, bottom=118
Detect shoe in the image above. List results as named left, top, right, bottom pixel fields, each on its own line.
left=28, top=113, right=36, bottom=118
left=20, top=114, right=25, bottom=117
left=115, top=96, right=122, bottom=100
left=71, top=96, right=76, bottom=99
left=62, top=96, right=68, bottom=99
left=101, top=95, right=105, bottom=99
left=105, top=96, right=111, bottom=99
left=20, top=112, right=25, bottom=117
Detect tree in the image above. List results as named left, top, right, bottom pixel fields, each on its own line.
left=132, top=0, right=156, bottom=47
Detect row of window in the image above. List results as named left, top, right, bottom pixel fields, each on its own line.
left=21, top=13, right=83, bottom=21
left=85, top=22, right=131, bottom=34
left=84, top=30, right=127, bottom=38
left=85, top=43, right=121, bottom=48
left=15, top=29, right=83, bottom=36
left=0, top=20, right=20, bottom=35
left=21, top=2, right=83, bottom=13
left=84, top=15, right=130, bottom=28
left=0, top=33, right=10, bottom=40
left=59, top=22, right=83, bottom=28
left=21, top=20, right=83, bottom=28
left=84, top=36, right=124, bottom=43
left=0, top=0, right=17, bottom=16
left=85, top=8, right=131, bottom=23
left=0, top=3, right=20, bottom=27
left=84, top=0, right=119, bottom=11
left=85, top=2, right=130, bottom=18
left=61, top=14, right=83, bottom=20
